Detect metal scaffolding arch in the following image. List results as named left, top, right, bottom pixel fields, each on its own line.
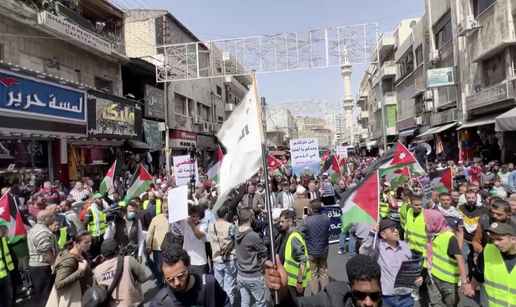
left=155, top=22, right=378, bottom=82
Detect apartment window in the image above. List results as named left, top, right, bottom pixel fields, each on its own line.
left=435, top=20, right=452, bottom=50
left=201, top=106, right=210, bottom=122
left=217, top=115, right=224, bottom=122
left=94, top=76, right=113, bottom=93
left=174, top=94, right=186, bottom=116
left=20, top=52, right=44, bottom=72
left=473, top=0, right=496, bottom=18
left=0, top=45, right=3, bottom=61
left=483, top=51, right=506, bottom=87
left=436, top=56, right=457, bottom=105
left=415, top=45, right=423, bottom=66
left=397, top=50, right=414, bottom=79
left=216, top=86, right=222, bottom=96
left=415, top=95, right=424, bottom=114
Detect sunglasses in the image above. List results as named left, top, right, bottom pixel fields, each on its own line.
left=351, top=290, right=382, bottom=302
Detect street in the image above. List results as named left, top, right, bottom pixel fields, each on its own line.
left=16, top=243, right=477, bottom=307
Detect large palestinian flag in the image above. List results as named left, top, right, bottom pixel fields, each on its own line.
left=206, top=147, right=223, bottom=184
left=127, top=165, right=154, bottom=198
left=329, top=155, right=343, bottom=182
left=385, top=166, right=410, bottom=188
left=341, top=171, right=380, bottom=232
left=99, top=160, right=117, bottom=195
left=0, top=193, right=31, bottom=257
left=429, top=168, right=453, bottom=192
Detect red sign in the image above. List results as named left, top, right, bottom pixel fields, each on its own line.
left=170, top=130, right=197, bottom=141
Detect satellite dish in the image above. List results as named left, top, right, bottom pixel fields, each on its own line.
left=421, top=142, right=432, bottom=155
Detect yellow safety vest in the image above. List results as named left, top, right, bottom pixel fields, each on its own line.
left=57, top=228, right=67, bottom=249
left=379, top=192, right=390, bottom=219
left=284, top=232, right=311, bottom=287
left=405, top=208, right=427, bottom=255
left=87, top=206, right=107, bottom=237
left=143, top=199, right=162, bottom=215
left=399, top=201, right=409, bottom=229
left=484, top=244, right=516, bottom=307
left=118, top=201, right=126, bottom=207
left=0, top=237, right=14, bottom=279
left=430, top=231, right=460, bottom=283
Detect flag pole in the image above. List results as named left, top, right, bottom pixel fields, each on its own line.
left=252, top=71, right=279, bottom=304
left=373, top=170, right=380, bottom=247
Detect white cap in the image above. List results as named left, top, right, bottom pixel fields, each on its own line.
left=296, top=186, right=306, bottom=194
left=272, top=208, right=283, bottom=221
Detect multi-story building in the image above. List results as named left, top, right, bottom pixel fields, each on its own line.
left=325, top=113, right=347, bottom=145
left=296, top=116, right=327, bottom=138
left=266, top=106, right=298, bottom=140
left=124, top=10, right=251, bottom=166
left=356, top=67, right=374, bottom=152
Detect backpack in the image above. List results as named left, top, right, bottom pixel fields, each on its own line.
left=154, top=274, right=207, bottom=307
left=81, top=255, right=125, bottom=307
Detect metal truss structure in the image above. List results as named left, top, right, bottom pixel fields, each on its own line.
left=156, top=23, right=378, bottom=82
left=274, top=98, right=347, bottom=117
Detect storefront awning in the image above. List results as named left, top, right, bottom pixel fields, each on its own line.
left=398, top=129, right=416, bottom=137
left=430, top=122, right=458, bottom=134
left=457, top=115, right=498, bottom=130
left=495, top=107, right=516, bottom=131
left=126, top=140, right=153, bottom=150
left=416, top=127, right=439, bottom=138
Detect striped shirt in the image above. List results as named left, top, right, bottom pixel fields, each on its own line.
left=27, top=223, right=58, bottom=267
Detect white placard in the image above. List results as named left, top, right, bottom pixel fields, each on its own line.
left=173, top=155, right=200, bottom=186
left=168, top=185, right=189, bottom=224
left=289, top=138, right=319, bottom=176
left=336, top=146, right=348, bottom=159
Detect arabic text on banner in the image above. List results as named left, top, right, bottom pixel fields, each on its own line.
left=168, top=185, right=188, bottom=223
left=290, top=138, right=319, bottom=174
left=172, top=155, right=200, bottom=186
left=393, top=258, right=424, bottom=290
left=336, top=146, right=348, bottom=159
left=417, top=176, right=432, bottom=206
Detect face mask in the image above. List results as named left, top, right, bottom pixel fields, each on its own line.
left=126, top=212, right=135, bottom=220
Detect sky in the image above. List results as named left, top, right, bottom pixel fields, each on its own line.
left=119, top=0, right=424, bottom=117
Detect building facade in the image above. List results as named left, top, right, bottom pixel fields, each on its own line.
left=266, top=106, right=298, bottom=140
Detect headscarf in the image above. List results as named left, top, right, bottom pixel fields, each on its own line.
left=423, top=209, right=452, bottom=272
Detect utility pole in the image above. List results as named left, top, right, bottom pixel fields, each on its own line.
left=164, top=82, right=170, bottom=179
left=376, top=26, right=388, bottom=152
left=261, top=97, right=267, bottom=137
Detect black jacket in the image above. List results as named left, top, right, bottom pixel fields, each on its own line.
left=276, top=281, right=382, bottom=307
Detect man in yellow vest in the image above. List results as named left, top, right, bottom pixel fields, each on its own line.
left=82, top=193, right=106, bottom=259
left=278, top=210, right=310, bottom=297
left=423, top=210, right=468, bottom=307
left=142, top=191, right=162, bottom=217
left=399, top=188, right=413, bottom=240
left=49, top=219, right=69, bottom=250
left=0, top=218, right=14, bottom=307
left=404, top=194, right=427, bottom=300
left=379, top=182, right=392, bottom=220
left=462, top=222, right=516, bottom=306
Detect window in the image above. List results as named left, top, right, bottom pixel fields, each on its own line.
left=174, top=94, right=186, bottom=116
left=216, top=86, right=222, bottom=96
left=483, top=51, right=506, bottom=87
left=397, top=50, right=414, bottom=79
left=20, top=52, right=44, bottom=72
left=0, top=45, right=3, bottom=61
left=196, top=102, right=202, bottom=117
left=201, top=105, right=210, bottom=121
left=435, top=20, right=452, bottom=49
left=473, top=0, right=496, bottom=18
left=436, top=56, right=457, bottom=106
left=415, top=95, right=424, bottom=114
left=94, top=76, right=113, bottom=93
left=415, top=45, right=423, bottom=66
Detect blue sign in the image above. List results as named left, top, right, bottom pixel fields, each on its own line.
left=321, top=205, right=342, bottom=243
left=0, top=70, right=86, bottom=121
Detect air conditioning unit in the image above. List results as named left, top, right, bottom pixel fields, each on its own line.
left=429, top=50, right=440, bottom=63
left=422, top=90, right=433, bottom=101
left=194, top=116, right=202, bottom=125
left=202, top=121, right=210, bottom=132
left=424, top=101, right=434, bottom=112
left=457, top=15, right=480, bottom=37
left=415, top=116, right=423, bottom=126
left=210, top=123, right=217, bottom=132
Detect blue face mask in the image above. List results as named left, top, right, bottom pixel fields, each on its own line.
left=126, top=212, right=135, bottom=220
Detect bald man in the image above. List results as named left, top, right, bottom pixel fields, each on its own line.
left=27, top=210, right=59, bottom=307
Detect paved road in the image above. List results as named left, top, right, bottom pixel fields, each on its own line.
left=16, top=243, right=478, bottom=307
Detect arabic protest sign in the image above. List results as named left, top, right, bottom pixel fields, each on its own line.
left=0, top=70, right=86, bottom=121
left=87, top=90, right=142, bottom=140
left=173, top=155, right=200, bottom=186
left=394, top=258, right=424, bottom=289
left=417, top=176, right=432, bottom=207
left=336, top=146, right=348, bottom=159
left=321, top=205, right=342, bottom=243
left=290, top=138, right=319, bottom=176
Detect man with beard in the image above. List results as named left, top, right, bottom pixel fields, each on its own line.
left=150, top=248, right=230, bottom=307
left=276, top=183, right=296, bottom=210
left=472, top=200, right=516, bottom=253
left=265, top=254, right=383, bottom=307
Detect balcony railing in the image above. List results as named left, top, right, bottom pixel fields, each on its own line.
left=380, top=61, right=397, bottom=79
left=384, top=92, right=397, bottom=105
left=361, top=111, right=369, bottom=119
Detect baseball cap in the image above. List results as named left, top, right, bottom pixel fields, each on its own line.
left=486, top=222, right=516, bottom=237
left=0, top=218, right=11, bottom=227
left=100, top=238, right=120, bottom=256
left=92, top=193, right=103, bottom=200
left=379, top=219, right=397, bottom=232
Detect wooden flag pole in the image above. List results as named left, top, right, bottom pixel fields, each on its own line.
left=251, top=71, right=279, bottom=304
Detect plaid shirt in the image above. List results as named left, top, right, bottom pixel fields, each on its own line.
left=70, top=188, right=89, bottom=202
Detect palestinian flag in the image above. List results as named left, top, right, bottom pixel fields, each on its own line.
left=376, top=141, right=417, bottom=176
left=330, top=155, right=343, bottom=181
left=126, top=164, right=154, bottom=198
left=207, top=147, right=223, bottom=184
left=339, top=157, right=348, bottom=175
left=385, top=166, right=409, bottom=188
left=429, top=168, right=453, bottom=192
left=0, top=193, right=31, bottom=257
left=99, top=160, right=117, bottom=195
left=341, top=171, right=380, bottom=232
